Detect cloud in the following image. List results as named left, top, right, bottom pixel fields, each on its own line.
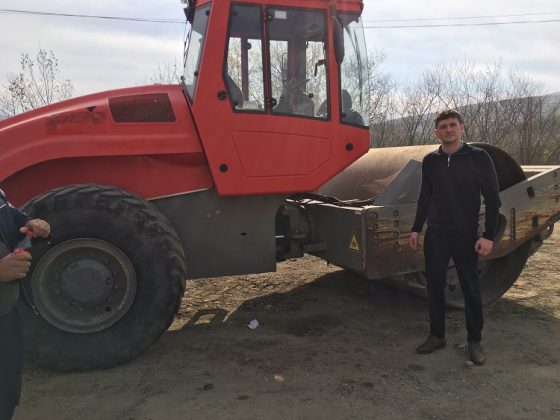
left=0, top=1, right=185, bottom=94
left=0, top=0, right=558, bottom=96
left=363, top=0, right=560, bottom=93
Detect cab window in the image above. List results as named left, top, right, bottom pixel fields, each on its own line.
left=183, top=4, right=211, bottom=100
left=224, top=5, right=266, bottom=111
left=266, top=8, right=329, bottom=119
left=338, top=14, right=370, bottom=127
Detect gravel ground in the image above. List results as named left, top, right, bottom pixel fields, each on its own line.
left=15, top=228, right=560, bottom=420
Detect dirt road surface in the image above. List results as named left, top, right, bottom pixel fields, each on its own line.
left=16, top=228, right=560, bottom=420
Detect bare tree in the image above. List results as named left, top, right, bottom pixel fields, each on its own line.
left=435, top=60, right=519, bottom=150
left=367, top=49, right=396, bottom=147
left=149, top=61, right=182, bottom=85
left=0, top=49, right=73, bottom=119
left=375, top=58, right=560, bottom=164
left=388, top=70, right=442, bottom=147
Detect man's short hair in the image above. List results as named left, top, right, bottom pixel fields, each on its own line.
left=435, top=109, right=463, bottom=127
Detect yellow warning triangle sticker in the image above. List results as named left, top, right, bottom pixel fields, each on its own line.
left=349, top=232, right=360, bottom=252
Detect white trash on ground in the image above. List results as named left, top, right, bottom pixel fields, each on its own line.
left=247, top=319, right=259, bottom=330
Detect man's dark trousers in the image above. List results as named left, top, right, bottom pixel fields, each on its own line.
left=0, top=309, right=23, bottom=420
left=424, top=227, right=483, bottom=343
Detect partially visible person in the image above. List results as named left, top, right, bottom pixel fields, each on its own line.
left=0, top=189, right=50, bottom=420
left=341, top=89, right=364, bottom=126
left=409, top=109, right=500, bottom=366
left=275, top=78, right=315, bottom=116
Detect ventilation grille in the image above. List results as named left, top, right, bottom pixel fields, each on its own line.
left=109, top=93, right=176, bottom=123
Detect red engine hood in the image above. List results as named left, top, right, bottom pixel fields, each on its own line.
left=0, top=85, right=204, bottom=180
left=0, top=84, right=212, bottom=204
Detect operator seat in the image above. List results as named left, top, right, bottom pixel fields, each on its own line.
left=293, top=91, right=315, bottom=116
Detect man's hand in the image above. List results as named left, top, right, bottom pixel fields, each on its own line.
left=0, top=252, right=32, bottom=282
left=475, top=237, right=493, bottom=256
left=410, top=232, right=420, bottom=250
left=21, top=219, right=50, bottom=238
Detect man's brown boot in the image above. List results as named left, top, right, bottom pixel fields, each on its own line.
left=468, top=342, right=486, bottom=365
left=416, top=334, right=446, bottom=354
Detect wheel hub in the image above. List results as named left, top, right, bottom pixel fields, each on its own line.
left=60, top=259, right=113, bottom=304
left=31, top=239, right=137, bottom=333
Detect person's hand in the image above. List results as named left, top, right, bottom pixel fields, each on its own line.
left=21, top=219, right=50, bottom=238
left=410, top=232, right=420, bottom=250
left=475, top=237, right=493, bottom=256
left=0, top=252, right=32, bottom=282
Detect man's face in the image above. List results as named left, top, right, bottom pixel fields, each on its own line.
left=434, top=117, right=464, bottom=145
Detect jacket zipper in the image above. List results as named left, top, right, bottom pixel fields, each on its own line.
left=448, top=155, right=451, bottom=167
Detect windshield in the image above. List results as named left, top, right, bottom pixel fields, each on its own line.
left=183, top=4, right=210, bottom=100
left=339, top=14, right=370, bottom=127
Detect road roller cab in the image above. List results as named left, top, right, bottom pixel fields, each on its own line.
left=182, top=0, right=371, bottom=196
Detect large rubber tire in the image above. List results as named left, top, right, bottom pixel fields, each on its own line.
left=444, top=240, right=532, bottom=308
left=19, top=185, right=187, bottom=371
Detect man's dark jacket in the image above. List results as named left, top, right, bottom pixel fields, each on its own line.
left=0, top=190, right=29, bottom=315
left=412, top=143, right=501, bottom=240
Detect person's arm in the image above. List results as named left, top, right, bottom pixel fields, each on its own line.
left=410, top=158, right=432, bottom=249
left=478, top=150, right=501, bottom=240
left=474, top=150, right=501, bottom=256
left=2, top=190, right=50, bottom=238
left=1, top=188, right=31, bottom=229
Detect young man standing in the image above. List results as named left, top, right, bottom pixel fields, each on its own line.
left=409, top=109, right=501, bottom=365
left=0, top=189, right=50, bottom=420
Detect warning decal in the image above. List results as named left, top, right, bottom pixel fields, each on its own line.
left=348, top=232, right=360, bottom=252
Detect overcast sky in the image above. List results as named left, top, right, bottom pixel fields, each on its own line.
left=0, top=0, right=559, bottom=97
